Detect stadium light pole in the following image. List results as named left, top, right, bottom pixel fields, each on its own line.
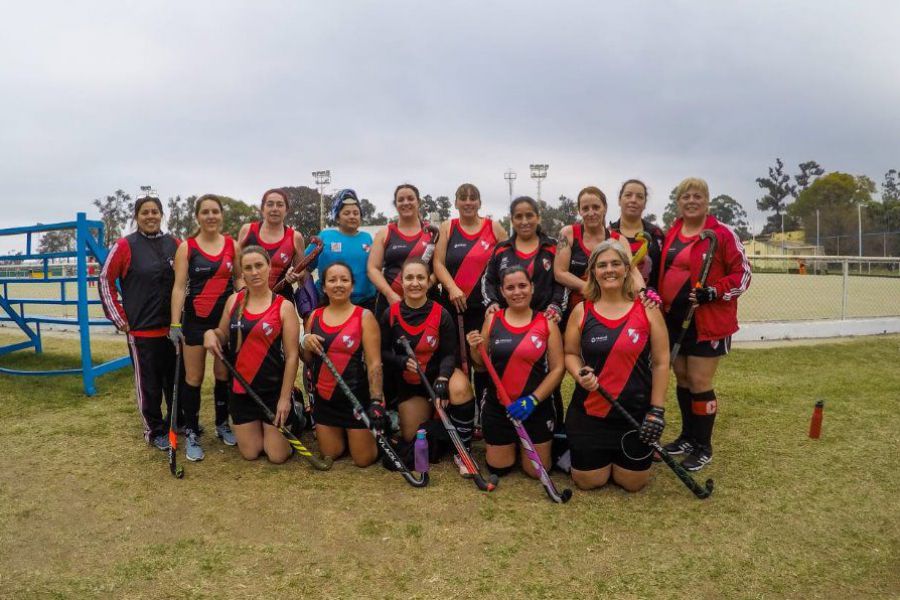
left=816, top=209, right=820, bottom=256
left=504, top=168, right=517, bottom=203
left=529, top=164, right=549, bottom=202
left=313, top=170, right=331, bottom=231
left=780, top=212, right=785, bottom=254
left=858, top=203, right=863, bottom=257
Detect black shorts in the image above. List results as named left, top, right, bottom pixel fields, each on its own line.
left=481, top=398, right=555, bottom=446
left=565, top=401, right=653, bottom=471
left=229, top=389, right=278, bottom=426
left=182, top=313, right=220, bottom=346
left=312, top=394, right=370, bottom=430
left=666, top=315, right=730, bottom=358
left=396, top=379, right=430, bottom=403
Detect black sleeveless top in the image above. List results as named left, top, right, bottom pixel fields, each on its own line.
left=228, top=292, right=285, bottom=396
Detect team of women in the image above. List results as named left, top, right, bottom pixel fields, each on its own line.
left=100, top=177, right=751, bottom=495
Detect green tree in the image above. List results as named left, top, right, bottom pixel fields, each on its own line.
left=756, top=158, right=797, bottom=234
left=166, top=195, right=196, bottom=239
left=795, top=161, right=825, bottom=194
left=93, top=189, right=132, bottom=247
left=663, top=187, right=679, bottom=228
left=38, top=228, right=76, bottom=255
left=359, top=198, right=388, bottom=226
left=218, top=196, right=258, bottom=238
left=709, top=195, right=751, bottom=240
left=789, top=172, right=874, bottom=255
left=421, top=194, right=452, bottom=223
left=882, top=169, right=900, bottom=204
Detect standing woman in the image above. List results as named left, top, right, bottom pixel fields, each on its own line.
left=100, top=194, right=180, bottom=450
left=170, top=194, right=241, bottom=460
left=305, top=189, right=377, bottom=313
left=609, top=179, right=665, bottom=290
left=203, top=246, right=299, bottom=463
left=380, top=259, right=476, bottom=466
left=658, top=177, right=751, bottom=471
left=563, top=240, right=669, bottom=492
left=554, top=186, right=620, bottom=324
left=301, top=262, right=381, bottom=467
left=467, top=266, right=565, bottom=477
left=368, top=183, right=434, bottom=317
left=237, top=189, right=306, bottom=301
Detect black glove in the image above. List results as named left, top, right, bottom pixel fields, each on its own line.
left=639, top=406, right=665, bottom=444
left=694, top=286, right=717, bottom=305
left=367, top=401, right=386, bottom=432
left=433, top=378, right=449, bottom=402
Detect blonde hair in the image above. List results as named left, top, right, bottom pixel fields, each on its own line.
left=583, top=239, right=636, bottom=303
left=674, top=177, right=709, bottom=202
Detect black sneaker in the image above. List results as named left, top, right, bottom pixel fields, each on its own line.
left=681, top=448, right=712, bottom=472
left=662, top=437, right=694, bottom=456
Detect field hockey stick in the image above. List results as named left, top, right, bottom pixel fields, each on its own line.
left=219, top=354, right=333, bottom=471
left=631, top=231, right=650, bottom=267
left=456, top=313, right=469, bottom=375
left=272, top=236, right=324, bottom=294
left=581, top=369, right=713, bottom=499
left=421, top=223, right=440, bottom=263
left=168, top=342, right=185, bottom=479
left=670, top=229, right=718, bottom=367
left=318, top=352, right=429, bottom=488
left=477, top=345, right=572, bottom=503
left=397, top=336, right=498, bottom=492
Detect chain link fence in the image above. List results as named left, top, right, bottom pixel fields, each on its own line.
left=740, top=255, right=900, bottom=322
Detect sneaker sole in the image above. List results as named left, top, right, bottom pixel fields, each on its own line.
left=216, top=433, right=237, bottom=447
left=683, top=457, right=711, bottom=472
left=185, top=453, right=204, bottom=462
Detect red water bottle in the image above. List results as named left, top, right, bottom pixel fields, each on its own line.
left=808, top=400, right=824, bottom=439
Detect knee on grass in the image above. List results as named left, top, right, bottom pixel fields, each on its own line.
left=571, top=468, right=611, bottom=490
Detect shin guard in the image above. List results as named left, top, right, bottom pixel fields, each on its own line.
left=691, top=389, right=718, bottom=451
left=182, top=383, right=201, bottom=432
left=447, top=399, right=476, bottom=449
left=214, top=379, right=229, bottom=426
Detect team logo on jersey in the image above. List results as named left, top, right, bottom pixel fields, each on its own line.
left=425, top=335, right=437, bottom=348
left=453, top=243, right=468, bottom=249
left=542, top=257, right=551, bottom=271
left=167, top=258, right=175, bottom=269
left=494, top=337, right=510, bottom=345
left=530, top=335, right=543, bottom=349
left=626, top=328, right=640, bottom=344
left=193, top=266, right=211, bottom=274
left=279, top=252, right=288, bottom=263
left=706, top=400, right=718, bottom=414
left=480, top=240, right=491, bottom=250
left=362, top=244, right=370, bottom=252
left=262, top=321, right=274, bottom=336
left=499, top=256, right=509, bottom=270
left=331, top=242, right=342, bottom=253
left=710, top=340, right=719, bottom=350
left=342, top=335, right=355, bottom=348
left=226, top=261, right=233, bottom=270
left=590, top=335, right=608, bottom=343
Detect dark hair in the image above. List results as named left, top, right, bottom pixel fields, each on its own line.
left=509, top=196, right=543, bottom=238
left=401, top=257, right=431, bottom=276
left=240, top=245, right=271, bottom=266
left=260, top=188, right=290, bottom=211
left=322, top=260, right=354, bottom=284
left=134, top=196, right=163, bottom=217
left=455, top=183, right=481, bottom=203
left=499, top=264, right=532, bottom=286
left=577, top=186, right=607, bottom=209
left=190, top=194, right=223, bottom=238
left=618, top=179, right=648, bottom=200
left=393, top=183, right=421, bottom=205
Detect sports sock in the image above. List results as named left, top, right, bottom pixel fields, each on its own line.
left=691, top=389, right=717, bottom=453
left=182, top=383, right=201, bottom=431
left=447, top=399, right=475, bottom=449
left=487, top=463, right=514, bottom=477
left=473, top=372, right=489, bottom=418
left=676, top=386, right=692, bottom=442
left=214, top=379, right=229, bottom=426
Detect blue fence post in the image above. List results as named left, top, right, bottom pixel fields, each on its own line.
left=75, top=212, right=96, bottom=395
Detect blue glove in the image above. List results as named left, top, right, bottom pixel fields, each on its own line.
left=507, top=394, right=537, bottom=421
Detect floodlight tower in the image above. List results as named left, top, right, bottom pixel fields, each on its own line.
left=312, top=170, right=332, bottom=230
left=529, top=163, right=549, bottom=202
left=504, top=168, right=517, bottom=203
left=139, top=185, right=158, bottom=198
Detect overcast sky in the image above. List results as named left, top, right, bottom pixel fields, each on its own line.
left=2, top=1, right=899, bottom=249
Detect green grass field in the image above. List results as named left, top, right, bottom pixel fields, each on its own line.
left=1, top=331, right=898, bottom=598
left=2, top=272, right=900, bottom=326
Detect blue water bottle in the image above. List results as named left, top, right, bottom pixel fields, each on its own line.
left=414, top=428, right=429, bottom=473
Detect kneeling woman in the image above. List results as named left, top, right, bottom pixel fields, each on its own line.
left=380, top=259, right=475, bottom=458
left=203, top=246, right=300, bottom=463
left=467, top=266, right=564, bottom=478
left=301, top=262, right=381, bottom=467
left=563, top=240, right=669, bottom=492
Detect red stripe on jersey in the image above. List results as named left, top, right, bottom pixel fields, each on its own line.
left=232, top=294, right=284, bottom=394
left=246, top=222, right=296, bottom=288
left=189, top=237, right=235, bottom=319
left=449, top=218, right=496, bottom=297
left=312, top=306, right=363, bottom=401
left=386, top=224, right=429, bottom=295
left=390, top=301, right=442, bottom=384
left=491, top=310, right=549, bottom=404
left=583, top=302, right=650, bottom=417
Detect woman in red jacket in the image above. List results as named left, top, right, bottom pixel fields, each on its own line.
left=657, top=177, right=751, bottom=471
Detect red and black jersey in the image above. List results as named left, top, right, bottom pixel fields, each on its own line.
left=485, top=310, right=550, bottom=406
left=100, top=231, right=180, bottom=336
left=482, top=233, right=567, bottom=312
left=309, top=306, right=369, bottom=404
left=571, top=300, right=652, bottom=421
left=444, top=218, right=497, bottom=307
left=186, top=236, right=235, bottom=323
left=380, top=300, right=457, bottom=384
left=383, top=223, right=432, bottom=295
left=228, top=292, right=285, bottom=395
left=659, top=231, right=696, bottom=320
left=566, top=225, right=620, bottom=311
left=609, top=218, right=665, bottom=289
left=242, top=222, right=296, bottom=294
